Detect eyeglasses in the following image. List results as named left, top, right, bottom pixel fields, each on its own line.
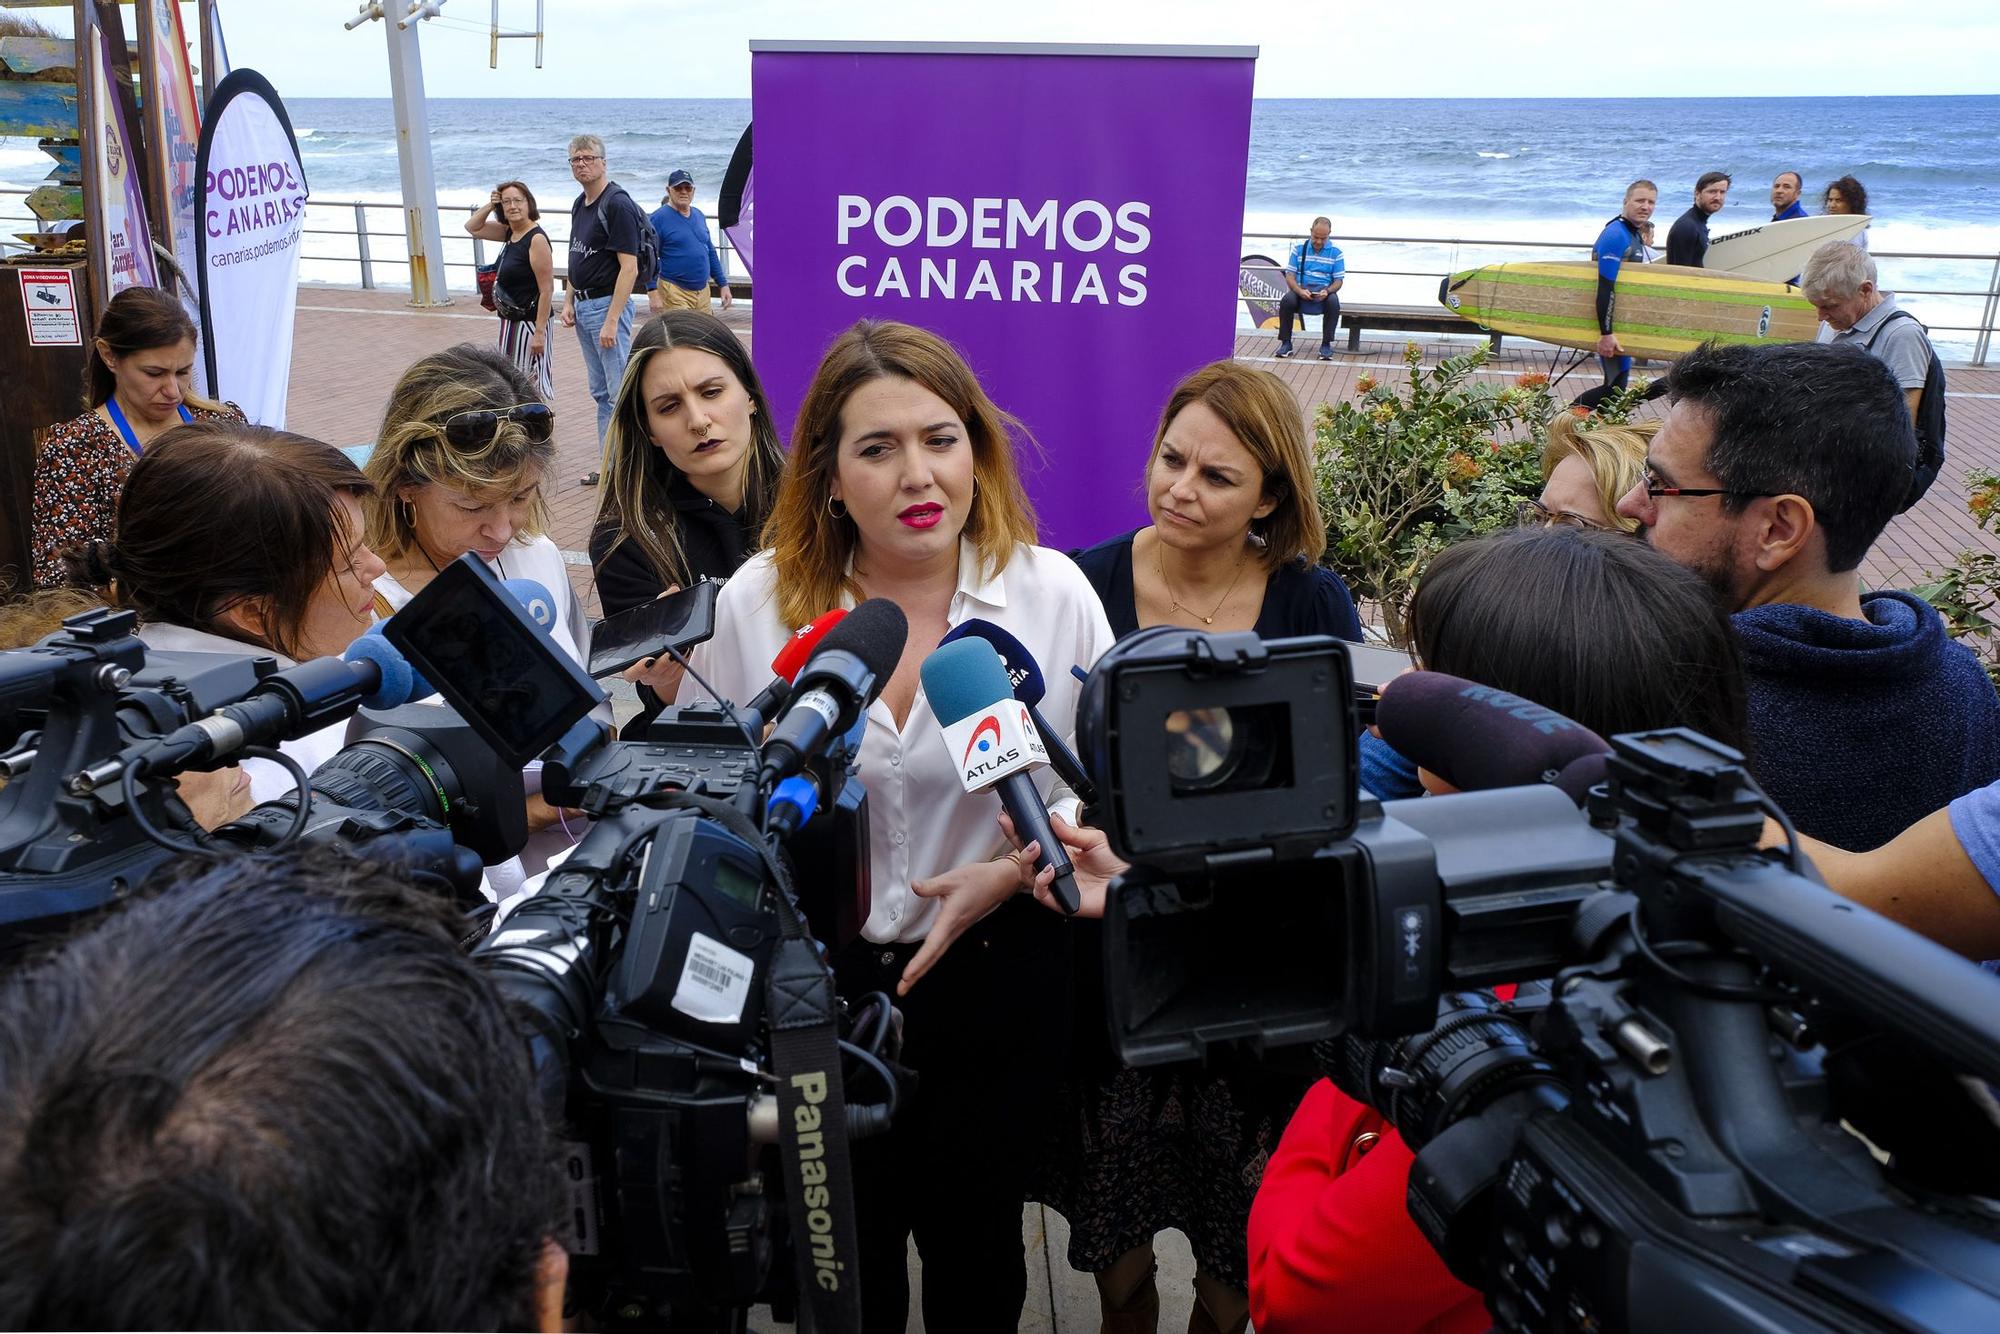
left=1640, top=465, right=1775, bottom=502
left=1515, top=497, right=1606, bottom=530
left=568, top=154, right=602, bottom=165
left=439, top=403, right=555, bottom=449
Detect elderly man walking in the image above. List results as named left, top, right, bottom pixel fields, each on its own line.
left=1803, top=241, right=1947, bottom=510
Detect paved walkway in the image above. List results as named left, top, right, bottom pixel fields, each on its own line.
left=287, top=285, right=2000, bottom=607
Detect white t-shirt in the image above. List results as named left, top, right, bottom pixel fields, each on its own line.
left=677, top=539, right=1116, bottom=944
left=134, top=623, right=347, bottom=804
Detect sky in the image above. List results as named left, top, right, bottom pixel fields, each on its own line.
left=194, top=0, right=1997, bottom=100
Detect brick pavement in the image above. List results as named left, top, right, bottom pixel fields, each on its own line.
left=284, top=286, right=2000, bottom=613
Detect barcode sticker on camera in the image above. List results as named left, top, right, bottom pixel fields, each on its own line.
left=672, top=932, right=755, bottom=1025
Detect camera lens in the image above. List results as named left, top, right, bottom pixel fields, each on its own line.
left=308, top=731, right=462, bottom=824
left=1164, top=703, right=1285, bottom=795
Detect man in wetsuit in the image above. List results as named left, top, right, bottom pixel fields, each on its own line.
left=1771, top=170, right=1808, bottom=221
left=1591, top=179, right=1657, bottom=393
left=1666, top=171, right=1730, bottom=267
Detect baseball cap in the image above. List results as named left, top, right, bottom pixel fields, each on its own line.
left=668, top=170, right=694, bottom=188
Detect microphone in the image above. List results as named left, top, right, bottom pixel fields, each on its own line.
left=759, top=598, right=907, bottom=785
left=501, top=578, right=559, bottom=635
left=747, top=608, right=848, bottom=725
left=920, top=638, right=1081, bottom=915
left=938, top=618, right=1096, bottom=806
left=1374, top=672, right=1611, bottom=805
left=344, top=626, right=433, bottom=709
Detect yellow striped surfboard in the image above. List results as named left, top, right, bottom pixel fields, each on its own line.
left=1439, top=261, right=1819, bottom=361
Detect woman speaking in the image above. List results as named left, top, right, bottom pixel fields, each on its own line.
left=681, top=319, right=1113, bottom=1333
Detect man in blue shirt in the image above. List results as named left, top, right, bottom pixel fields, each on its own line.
left=1770, top=170, right=1808, bottom=221
left=648, top=169, right=733, bottom=315
left=1590, top=179, right=1657, bottom=394
left=1277, top=217, right=1345, bottom=360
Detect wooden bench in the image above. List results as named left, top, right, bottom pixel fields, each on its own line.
left=1337, top=303, right=1501, bottom=352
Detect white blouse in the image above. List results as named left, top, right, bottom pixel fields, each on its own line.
left=134, top=623, right=347, bottom=805
left=679, top=538, right=1116, bottom=944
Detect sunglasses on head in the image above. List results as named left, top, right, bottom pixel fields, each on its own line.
left=440, top=402, right=554, bottom=448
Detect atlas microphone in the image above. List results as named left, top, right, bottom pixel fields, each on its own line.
left=921, top=638, right=1082, bottom=915
left=938, top=618, right=1097, bottom=807
left=758, top=598, right=907, bottom=786
left=1375, top=671, right=1611, bottom=806
left=746, top=608, right=849, bottom=727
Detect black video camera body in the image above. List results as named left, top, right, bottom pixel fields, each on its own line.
left=1078, top=628, right=2000, bottom=1333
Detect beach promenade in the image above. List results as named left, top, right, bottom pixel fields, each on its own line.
left=289, top=285, right=2000, bottom=615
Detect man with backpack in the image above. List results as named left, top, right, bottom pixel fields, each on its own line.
left=1276, top=216, right=1345, bottom=360
left=560, top=133, right=652, bottom=482
left=1805, top=241, right=1948, bottom=512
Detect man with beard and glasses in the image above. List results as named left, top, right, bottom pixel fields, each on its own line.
left=1614, top=340, right=2000, bottom=852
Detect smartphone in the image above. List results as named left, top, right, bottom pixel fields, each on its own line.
left=587, top=579, right=721, bottom=678
left=1343, top=641, right=1415, bottom=728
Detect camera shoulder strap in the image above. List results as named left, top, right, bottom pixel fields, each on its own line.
left=668, top=793, right=864, bottom=1333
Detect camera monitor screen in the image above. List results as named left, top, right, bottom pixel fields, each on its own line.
left=384, top=555, right=606, bottom=768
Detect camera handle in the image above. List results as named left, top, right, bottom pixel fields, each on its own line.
left=663, top=791, right=866, bottom=1332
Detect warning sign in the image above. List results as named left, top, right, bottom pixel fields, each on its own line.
left=18, top=268, right=82, bottom=346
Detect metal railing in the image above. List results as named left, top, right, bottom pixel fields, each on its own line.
left=4, top=187, right=1994, bottom=365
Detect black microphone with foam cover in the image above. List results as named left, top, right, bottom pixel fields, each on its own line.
left=1375, top=671, right=1611, bottom=806
left=758, top=598, right=908, bottom=785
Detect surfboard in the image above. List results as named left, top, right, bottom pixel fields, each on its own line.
left=1438, top=261, right=1819, bottom=361
left=1705, top=213, right=1872, bottom=284
left=1239, top=253, right=1286, bottom=330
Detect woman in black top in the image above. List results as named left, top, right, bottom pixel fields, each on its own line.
left=590, top=310, right=784, bottom=711
left=1055, top=359, right=1362, bottom=1334
left=464, top=180, right=554, bottom=398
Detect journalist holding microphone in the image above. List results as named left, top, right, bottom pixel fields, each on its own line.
left=680, top=318, right=1114, bottom=1333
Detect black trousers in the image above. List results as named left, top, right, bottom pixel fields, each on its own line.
left=833, top=897, right=1074, bottom=1334
left=1279, top=290, right=1340, bottom=344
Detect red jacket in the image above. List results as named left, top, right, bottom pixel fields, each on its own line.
left=1247, top=1079, right=1490, bottom=1333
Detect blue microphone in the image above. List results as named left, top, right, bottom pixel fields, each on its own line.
left=939, top=619, right=1096, bottom=806
left=921, top=638, right=1081, bottom=914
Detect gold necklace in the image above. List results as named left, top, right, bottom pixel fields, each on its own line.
left=1156, top=541, right=1249, bottom=626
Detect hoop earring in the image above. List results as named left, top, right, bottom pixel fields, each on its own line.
left=827, top=496, right=847, bottom=519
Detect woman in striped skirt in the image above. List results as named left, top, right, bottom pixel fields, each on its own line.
left=464, top=179, right=555, bottom=399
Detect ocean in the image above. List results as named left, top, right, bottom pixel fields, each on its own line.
left=5, top=95, right=1996, bottom=353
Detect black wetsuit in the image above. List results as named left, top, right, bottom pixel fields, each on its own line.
left=1666, top=205, right=1712, bottom=267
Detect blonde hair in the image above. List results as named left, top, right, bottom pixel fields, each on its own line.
left=763, top=320, right=1039, bottom=630
left=1539, top=415, right=1658, bottom=534
left=1148, top=360, right=1326, bottom=570
left=364, top=344, right=554, bottom=564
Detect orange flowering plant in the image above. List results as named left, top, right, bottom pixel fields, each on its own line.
left=1311, top=345, right=1557, bottom=644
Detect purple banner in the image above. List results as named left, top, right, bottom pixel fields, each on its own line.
left=750, top=44, right=1255, bottom=551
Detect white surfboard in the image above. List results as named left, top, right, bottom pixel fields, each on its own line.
left=1705, top=213, right=1872, bottom=284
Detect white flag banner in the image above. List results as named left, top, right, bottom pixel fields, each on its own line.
left=195, top=69, right=307, bottom=427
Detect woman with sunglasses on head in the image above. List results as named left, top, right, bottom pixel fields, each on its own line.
left=30, top=286, right=244, bottom=588
left=464, top=179, right=556, bottom=399
left=678, top=319, right=1115, bottom=1334
left=362, top=343, right=585, bottom=663
left=63, top=420, right=386, bottom=805
left=363, top=345, right=590, bottom=885
left=590, top=311, right=784, bottom=714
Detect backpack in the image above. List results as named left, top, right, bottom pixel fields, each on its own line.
left=592, top=184, right=658, bottom=293
left=1865, top=310, right=1947, bottom=512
